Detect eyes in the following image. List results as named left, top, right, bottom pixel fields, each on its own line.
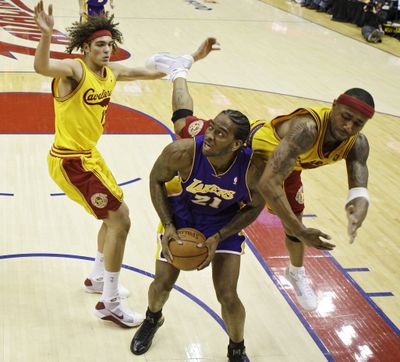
left=208, top=124, right=225, bottom=137
left=94, top=41, right=115, bottom=48
left=341, top=113, right=364, bottom=128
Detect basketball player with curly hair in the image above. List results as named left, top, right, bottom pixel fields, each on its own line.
left=33, top=1, right=167, bottom=328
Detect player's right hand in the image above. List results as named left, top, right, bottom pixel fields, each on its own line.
left=34, top=1, right=54, bottom=35
left=161, top=223, right=181, bottom=263
left=196, top=232, right=219, bottom=270
left=296, top=227, right=335, bottom=251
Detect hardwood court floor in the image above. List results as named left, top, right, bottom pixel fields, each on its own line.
left=1, top=0, right=399, bottom=361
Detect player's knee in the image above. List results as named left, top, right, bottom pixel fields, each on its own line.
left=215, top=287, right=239, bottom=306
left=153, top=276, right=174, bottom=293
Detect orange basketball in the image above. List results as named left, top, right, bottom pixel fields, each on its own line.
left=169, top=228, right=208, bottom=271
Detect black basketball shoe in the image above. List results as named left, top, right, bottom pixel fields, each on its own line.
left=130, top=312, right=165, bottom=355
left=227, top=344, right=248, bottom=362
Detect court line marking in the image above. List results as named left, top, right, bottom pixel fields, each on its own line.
left=323, top=250, right=400, bottom=336
left=244, top=233, right=334, bottom=361
left=0, top=252, right=250, bottom=361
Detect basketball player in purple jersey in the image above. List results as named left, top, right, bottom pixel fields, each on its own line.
left=130, top=40, right=265, bottom=361
left=145, top=43, right=374, bottom=313
left=79, top=0, right=114, bottom=22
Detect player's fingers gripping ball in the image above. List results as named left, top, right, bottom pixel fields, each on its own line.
left=169, top=228, right=208, bottom=270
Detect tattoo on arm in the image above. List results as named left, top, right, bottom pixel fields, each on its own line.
left=270, top=120, right=317, bottom=178
left=346, top=134, right=369, bottom=188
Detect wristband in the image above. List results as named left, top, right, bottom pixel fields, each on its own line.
left=346, top=187, right=370, bottom=205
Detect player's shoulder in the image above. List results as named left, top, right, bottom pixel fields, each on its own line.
left=164, top=138, right=195, bottom=163
left=348, top=132, right=369, bottom=159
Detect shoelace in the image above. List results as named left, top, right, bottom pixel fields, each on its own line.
left=228, top=347, right=247, bottom=361
left=293, top=272, right=315, bottom=297
left=136, top=318, right=159, bottom=340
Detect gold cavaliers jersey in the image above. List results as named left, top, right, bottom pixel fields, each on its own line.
left=249, top=107, right=358, bottom=170
left=52, top=58, right=116, bottom=151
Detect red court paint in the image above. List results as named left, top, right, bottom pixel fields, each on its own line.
left=245, top=209, right=400, bottom=361
left=0, top=93, right=168, bottom=134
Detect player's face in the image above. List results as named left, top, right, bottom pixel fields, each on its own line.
left=202, top=112, right=242, bottom=157
left=86, top=36, right=114, bottom=66
left=329, top=102, right=369, bottom=141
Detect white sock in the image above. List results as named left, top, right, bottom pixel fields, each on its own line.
left=289, top=263, right=304, bottom=275
left=102, top=270, right=120, bottom=303
left=89, top=251, right=104, bottom=280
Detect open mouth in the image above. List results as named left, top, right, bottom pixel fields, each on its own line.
left=203, top=141, right=212, bottom=151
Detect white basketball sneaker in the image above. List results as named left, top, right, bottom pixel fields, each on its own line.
left=285, top=267, right=318, bottom=311
left=145, top=53, right=194, bottom=77
left=95, top=299, right=144, bottom=328
left=84, top=277, right=130, bottom=299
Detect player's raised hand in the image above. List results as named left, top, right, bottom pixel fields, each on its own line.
left=34, top=1, right=54, bottom=35
left=192, top=37, right=220, bottom=62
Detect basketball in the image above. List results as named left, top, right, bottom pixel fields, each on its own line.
left=169, top=228, right=208, bottom=271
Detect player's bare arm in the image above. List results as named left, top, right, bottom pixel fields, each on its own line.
left=345, top=133, right=370, bottom=243
left=149, top=139, right=194, bottom=262
left=197, top=160, right=265, bottom=270
left=258, top=117, right=335, bottom=250
left=258, top=117, right=317, bottom=233
left=170, top=37, right=220, bottom=135
left=34, top=1, right=83, bottom=80
left=109, top=63, right=166, bottom=81
left=219, top=162, right=265, bottom=238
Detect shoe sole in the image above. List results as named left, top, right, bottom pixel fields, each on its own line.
left=130, top=317, right=165, bottom=355
left=94, top=310, right=144, bottom=328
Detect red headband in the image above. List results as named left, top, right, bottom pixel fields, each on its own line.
left=336, top=94, right=374, bottom=118
left=86, top=30, right=112, bottom=42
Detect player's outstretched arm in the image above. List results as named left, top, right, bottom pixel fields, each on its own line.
left=109, top=63, right=166, bottom=81
left=345, top=134, right=370, bottom=243
left=258, top=117, right=335, bottom=250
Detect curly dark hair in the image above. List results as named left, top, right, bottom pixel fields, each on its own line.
left=65, top=14, right=123, bottom=54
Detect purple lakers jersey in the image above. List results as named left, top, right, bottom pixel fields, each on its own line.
left=168, top=136, right=252, bottom=233
left=87, top=0, right=108, bottom=16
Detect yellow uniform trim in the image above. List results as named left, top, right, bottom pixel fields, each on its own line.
left=250, top=107, right=358, bottom=170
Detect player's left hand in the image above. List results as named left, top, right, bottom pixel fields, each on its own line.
left=345, top=198, right=369, bottom=244
left=34, top=1, right=54, bottom=35
left=196, top=233, right=220, bottom=270
left=192, top=37, right=220, bottom=62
